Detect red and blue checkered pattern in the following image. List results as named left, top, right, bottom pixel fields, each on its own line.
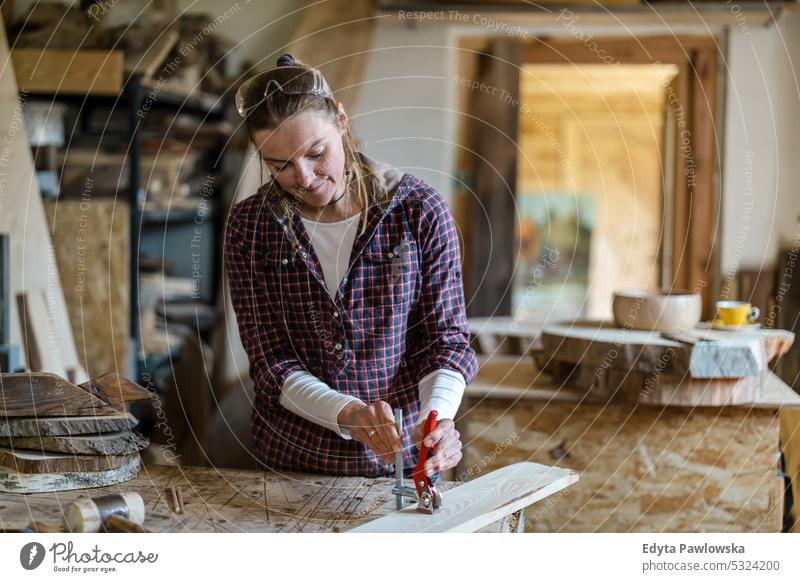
left=224, top=173, right=477, bottom=476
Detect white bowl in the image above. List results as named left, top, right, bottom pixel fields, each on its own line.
left=612, top=289, right=702, bottom=331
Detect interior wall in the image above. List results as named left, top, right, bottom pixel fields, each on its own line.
left=721, top=12, right=800, bottom=280
left=354, top=13, right=800, bottom=302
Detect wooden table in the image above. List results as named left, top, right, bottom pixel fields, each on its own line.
left=457, top=354, right=800, bottom=533
left=0, top=461, right=576, bottom=533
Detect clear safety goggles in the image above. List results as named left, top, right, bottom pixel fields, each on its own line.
left=235, top=65, right=334, bottom=118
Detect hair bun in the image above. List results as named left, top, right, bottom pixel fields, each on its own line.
left=277, top=53, right=296, bottom=67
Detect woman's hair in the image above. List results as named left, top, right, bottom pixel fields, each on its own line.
left=238, top=54, right=385, bottom=232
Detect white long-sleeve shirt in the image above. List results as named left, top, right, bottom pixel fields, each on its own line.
left=278, top=213, right=466, bottom=438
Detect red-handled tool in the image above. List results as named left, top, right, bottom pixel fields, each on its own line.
left=392, top=409, right=443, bottom=513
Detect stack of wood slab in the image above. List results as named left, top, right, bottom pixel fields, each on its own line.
left=0, top=373, right=151, bottom=493
left=534, top=320, right=795, bottom=406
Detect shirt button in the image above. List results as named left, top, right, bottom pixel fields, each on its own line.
left=333, top=311, right=340, bottom=318
left=388, top=252, right=394, bottom=258
left=334, top=343, right=343, bottom=351
left=301, top=251, right=308, bottom=259
left=281, top=258, right=288, bottom=265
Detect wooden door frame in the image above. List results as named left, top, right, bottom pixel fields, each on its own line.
left=521, top=35, right=722, bottom=319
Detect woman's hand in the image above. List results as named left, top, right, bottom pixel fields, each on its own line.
left=337, top=400, right=401, bottom=463
left=411, top=417, right=462, bottom=476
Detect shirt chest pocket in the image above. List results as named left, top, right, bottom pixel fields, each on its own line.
left=361, top=238, right=419, bottom=312
left=260, top=249, right=315, bottom=320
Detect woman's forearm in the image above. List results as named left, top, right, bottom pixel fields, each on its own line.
left=279, top=370, right=364, bottom=439
left=417, top=368, right=466, bottom=423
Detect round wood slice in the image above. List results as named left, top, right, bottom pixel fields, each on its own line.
left=0, top=431, right=149, bottom=455
left=0, top=454, right=141, bottom=494
left=0, top=447, right=131, bottom=473
left=0, top=414, right=137, bottom=438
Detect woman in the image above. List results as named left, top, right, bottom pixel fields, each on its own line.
left=225, top=54, right=477, bottom=478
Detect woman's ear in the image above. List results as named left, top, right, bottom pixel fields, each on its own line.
left=336, top=102, right=349, bottom=135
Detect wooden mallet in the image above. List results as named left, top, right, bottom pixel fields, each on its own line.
left=64, top=492, right=147, bottom=533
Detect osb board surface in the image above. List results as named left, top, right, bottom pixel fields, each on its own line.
left=459, top=397, right=781, bottom=532
left=44, top=198, right=129, bottom=377
left=0, top=465, right=508, bottom=533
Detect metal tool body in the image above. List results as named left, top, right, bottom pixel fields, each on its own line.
left=392, top=409, right=443, bottom=513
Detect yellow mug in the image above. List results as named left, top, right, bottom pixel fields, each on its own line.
left=716, top=301, right=760, bottom=326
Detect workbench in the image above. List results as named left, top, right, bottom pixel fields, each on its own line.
left=0, top=461, right=576, bottom=533
left=457, top=354, right=800, bottom=533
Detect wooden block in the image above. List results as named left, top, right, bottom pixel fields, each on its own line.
left=0, top=414, right=137, bottom=438
left=0, top=373, right=119, bottom=417
left=348, top=462, right=578, bottom=533
left=0, top=454, right=140, bottom=493
left=0, top=431, right=149, bottom=456
left=78, top=374, right=152, bottom=411
left=0, top=447, right=131, bottom=473
left=11, top=49, right=123, bottom=95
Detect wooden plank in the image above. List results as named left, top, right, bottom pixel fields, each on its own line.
left=468, top=354, right=800, bottom=409
left=43, top=199, right=129, bottom=379
left=78, top=373, right=151, bottom=411
left=0, top=22, right=86, bottom=383
left=10, top=49, right=123, bottom=95
left=0, top=431, right=149, bottom=455
left=0, top=447, right=130, bottom=473
left=0, top=373, right=119, bottom=417
left=349, top=462, right=577, bottom=532
left=0, top=454, right=140, bottom=494
left=0, top=414, right=137, bottom=438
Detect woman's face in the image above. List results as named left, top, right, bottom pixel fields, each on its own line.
left=252, top=106, right=348, bottom=210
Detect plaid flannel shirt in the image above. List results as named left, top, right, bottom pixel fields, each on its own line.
left=224, top=171, right=478, bottom=477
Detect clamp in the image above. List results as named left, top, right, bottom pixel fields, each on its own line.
left=391, top=409, right=443, bottom=514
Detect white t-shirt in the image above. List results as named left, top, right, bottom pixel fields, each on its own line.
left=280, top=212, right=466, bottom=438
left=300, top=212, right=362, bottom=298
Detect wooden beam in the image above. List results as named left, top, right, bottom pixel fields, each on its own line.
left=348, top=462, right=577, bottom=532
left=468, top=39, right=522, bottom=317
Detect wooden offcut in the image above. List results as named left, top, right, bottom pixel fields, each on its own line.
left=0, top=431, right=148, bottom=456
left=0, top=373, right=119, bottom=417
left=11, top=49, right=123, bottom=95
left=0, top=413, right=136, bottom=438
left=0, top=447, right=131, bottom=474
left=78, top=373, right=152, bottom=410
left=349, top=462, right=577, bottom=533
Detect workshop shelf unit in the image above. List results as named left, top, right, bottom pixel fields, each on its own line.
left=14, top=50, right=231, bottom=380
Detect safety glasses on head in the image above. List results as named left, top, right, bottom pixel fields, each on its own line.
left=235, top=64, right=334, bottom=119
